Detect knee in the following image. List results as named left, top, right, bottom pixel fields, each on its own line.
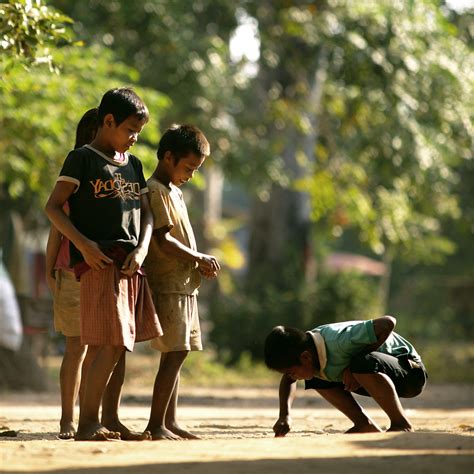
left=175, top=350, right=190, bottom=363
left=402, top=387, right=423, bottom=398
left=64, top=337, right=87, bottom=360
left=99, top=345, right=125, bottom=361
left=400, top=373, right=427, bottom=398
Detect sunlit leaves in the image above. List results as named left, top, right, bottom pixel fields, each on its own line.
left=0, top=0, right=74, bottom=71
left=0, top=43, right=169, bottom=226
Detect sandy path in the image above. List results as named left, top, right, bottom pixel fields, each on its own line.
left=0, top=384, right=472, bottom=473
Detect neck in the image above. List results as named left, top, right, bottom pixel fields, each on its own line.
left=306, top=333, right=320, bottom=371
left=152, top=165, right=171, bottom=188
left=90, top=134, right=115, bottom=158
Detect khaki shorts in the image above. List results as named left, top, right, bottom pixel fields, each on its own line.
left=53, top=269, right=81, bottom=337
left=150, top=293, right=202, bottom=352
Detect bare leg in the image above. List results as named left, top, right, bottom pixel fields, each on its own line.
left=75, top=345, right=124, bottom=441
left=101, top=352, right=150, bottom=440
left=352, top=372, right=413, bottom=431
left=78, top=345, right=98, bottom=410
left=146, top=351, right=188, bottom=440
left=316, top=387, right=382, bottom=433
left=165, top=373, right=200, bottom=439
left=58, top=336, right=87, bottom=439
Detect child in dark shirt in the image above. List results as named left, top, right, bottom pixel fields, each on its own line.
left=45, top=88, right=162, bottom=441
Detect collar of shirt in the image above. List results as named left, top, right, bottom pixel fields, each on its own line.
left=307, top=330, right=329, bottom=380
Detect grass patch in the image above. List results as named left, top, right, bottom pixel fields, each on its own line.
left=124, top=348, right=280, bottom=389
left=45, top=340, right=474, bottom=389
left=46, top=347, right=280, bottom=391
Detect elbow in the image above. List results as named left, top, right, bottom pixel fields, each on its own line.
left=373, top=315, right=396, bottom=344
left=379, top=315, right=396, bottom=334
left=44, top=200, right=53, bottom=220
left=384, top=315, right=397, bottom=330
left=157, top=233, right=172, bottom=250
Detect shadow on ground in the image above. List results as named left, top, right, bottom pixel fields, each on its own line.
left=1, top=452, right=471, bottom=474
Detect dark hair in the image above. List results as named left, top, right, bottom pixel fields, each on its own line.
left=74, top=108, right=99, bottom=149
left=97, top=87, right=149, bottom=126
left=157, top=124, right=210, bottom=163
left=264, top=326, right=310, bottom=370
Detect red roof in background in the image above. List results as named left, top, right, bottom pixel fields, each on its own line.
left=324, top=252, right=386, bottom=276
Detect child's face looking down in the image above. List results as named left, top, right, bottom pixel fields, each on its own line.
left=278, top=351, right=315, bottom=381
left=165, top=152, right=205, bottom=187
left=107, top=115, right=147, bottom=154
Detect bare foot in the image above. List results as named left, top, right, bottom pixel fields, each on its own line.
left=103, top=420, right=151, bottom=441
left=58, top=421, right=76, bottom=440
left=148, top=425, right=182, bottom=440
left=346, top=421, right=382, bottom=433
left=167, top=423, right=200, bottom=440
left=388, top=422, right=413, bottom=432
left=75, top=422, right=121, bottom=441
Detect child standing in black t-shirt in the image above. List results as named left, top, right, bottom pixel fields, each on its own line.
left=45, top=88, right=162, bottom=441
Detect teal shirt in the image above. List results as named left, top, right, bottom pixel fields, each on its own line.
left=310, top=320, right=421, bottom=382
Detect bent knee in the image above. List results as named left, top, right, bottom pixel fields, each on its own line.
left=399, top=385, right=424, bottom=398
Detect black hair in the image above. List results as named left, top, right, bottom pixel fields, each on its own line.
left=157, top=124, right=210, bottom=163
left=264, top=326, right=310, bottom=370
left=97, top=87, right=149, bottom=126
left=74, top=108, right=99, bottom=149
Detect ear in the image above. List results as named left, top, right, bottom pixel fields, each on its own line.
left=163, top=150, right=174, bottom=164
left=300, top=351, right=313, bottom=366
left=103, top=113, right=115, bottom=129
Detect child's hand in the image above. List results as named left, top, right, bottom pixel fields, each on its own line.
left=46, top=270, right=56, bottom=293
left=78, top=240, right=113, bottom=270
left=121, top=248, right=145, bottom=276
left=198, top=267, right=218, bottom=279
left=273, top=415, right=292, bottom=437
left=342, top=367, right=361, bottom=392
left=197, top=253, right=220, bottom=275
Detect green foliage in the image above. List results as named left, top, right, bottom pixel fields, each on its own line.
left=181, top=351, right=278, bottom=387
left=418, top=341, right=474, bottom=383
left=0, top=43, right=169, bottom=227
left=49, top=0, right=240, bottom=166
left=265, top=0, right=473, bottom=264
left=1, top=0, right=472, bottom=373
left=313, top=271, right=381, bottom=324
left=390, top=271, right=474, bottom=341
left=0, top=0, right=74, bottom=71
left=210, top=270, right=379, bottom=364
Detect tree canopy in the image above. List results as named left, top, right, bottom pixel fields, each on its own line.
left=1, top=0, right=472, bottom=364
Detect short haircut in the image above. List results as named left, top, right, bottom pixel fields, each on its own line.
left=264, top=326, right=309, bottom=370
left=157, top=124, right=210, bottom=162
left=75, top=108, right=99, bottom=149
left=97, top=87, right=149, bottom=126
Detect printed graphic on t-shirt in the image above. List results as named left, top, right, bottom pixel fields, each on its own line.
left=89, top=173, right=141, bottom=200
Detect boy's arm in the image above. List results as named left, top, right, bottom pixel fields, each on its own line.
left=342, top=316, right=396, bottom=392
left=121, top=193, right=154, bottom=276
left=154, top=226, right=220, bottom=274
left=369, top=315, right=396, bottom=351
left=44, top=181, right=112, bottom=270
left=273, top=374, right=297, bottom=437
left=45, top=226, right=62, bottom=291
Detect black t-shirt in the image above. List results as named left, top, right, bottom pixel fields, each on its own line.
left=57, top=145, right=147, bottom=266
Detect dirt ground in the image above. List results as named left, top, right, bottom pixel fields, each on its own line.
left=0, top=384, right=473, bottom=474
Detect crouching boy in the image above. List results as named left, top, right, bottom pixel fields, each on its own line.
left=264, top=316, right=427, bottom=434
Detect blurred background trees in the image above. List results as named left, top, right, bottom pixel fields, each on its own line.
left=1, top=0, right=472, bottom=380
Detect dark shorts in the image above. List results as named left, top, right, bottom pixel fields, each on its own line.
left=305, top=351, right=428, bottom=398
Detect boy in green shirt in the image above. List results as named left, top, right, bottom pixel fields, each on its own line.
left=264, top=316, right=427, bottom=434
